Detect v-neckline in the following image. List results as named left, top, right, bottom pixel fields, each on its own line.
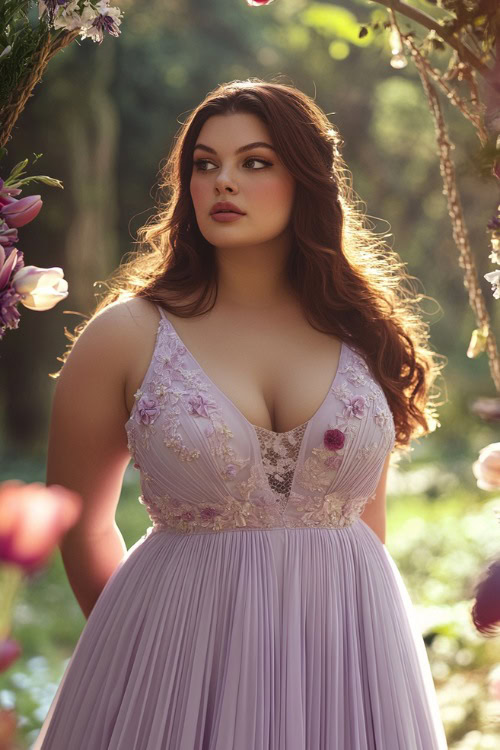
left=160, top=309, right=347, bottom=438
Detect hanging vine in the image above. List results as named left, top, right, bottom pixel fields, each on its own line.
left=356, top=1, right=500, bottom=390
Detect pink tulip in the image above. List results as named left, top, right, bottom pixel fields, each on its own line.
left=0, top=220, right=18, bottom=251
left=0, top=480, right=82, bottom=575
left=0, top=638, right=21, bottom=672
left=1, top=195, right=42, bottom=228
left=0, top=176, right=22, bottom=200
left=12, top=265, right=68, bottom=311
left=0, top=246, right=19, bottom=290
left=472, top=443, right=500, bottom=490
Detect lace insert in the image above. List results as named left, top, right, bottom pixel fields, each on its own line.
left=252, top=422, right=308, bottom=511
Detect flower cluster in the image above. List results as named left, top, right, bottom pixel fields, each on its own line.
left=38, top=0, right=124, bottom=45
left=0, top=171, right=68, bottom=340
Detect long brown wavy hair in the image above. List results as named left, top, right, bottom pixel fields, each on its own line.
left=53, top=77, right=446, bottom=458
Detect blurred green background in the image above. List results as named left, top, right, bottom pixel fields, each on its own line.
left=1, top=0, right=500, bottom=747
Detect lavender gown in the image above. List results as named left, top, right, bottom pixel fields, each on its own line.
left=34, top=303, right=448, bottom=749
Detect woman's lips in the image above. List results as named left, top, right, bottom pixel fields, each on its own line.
left=210, top=212, right=246, bottom=222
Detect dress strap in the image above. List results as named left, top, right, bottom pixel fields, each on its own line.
left=156, top=303, right=168, bottom=320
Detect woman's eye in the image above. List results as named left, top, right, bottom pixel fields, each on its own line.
left=193, top=157, right=271, bottom=172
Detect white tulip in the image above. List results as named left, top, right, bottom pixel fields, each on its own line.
left=12, top=265, right=68, bottom=311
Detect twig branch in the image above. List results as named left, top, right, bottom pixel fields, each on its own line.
left=371, top=0, right=493, bottom=83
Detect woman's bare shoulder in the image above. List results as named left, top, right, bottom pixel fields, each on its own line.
left=94, top=296, right=160, bottom=331
left=60, top=297, right=159, bottom=384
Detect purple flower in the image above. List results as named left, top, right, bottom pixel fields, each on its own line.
left=324, top=429, right=345, bottom=451
left=0, top=218, right=19, bottom=251
left=0, top=285, right=22, bottom=340
left=223, top=464, right=238, bottom=478
left=187, top=393, right=217, bottom=418
left=136, top=396, right=160, bottom=425
left=342, top=394, right=366, bottom=419
left=200, top=506, right=219, bottom=521
left=0, top=246, right=21, bottom=290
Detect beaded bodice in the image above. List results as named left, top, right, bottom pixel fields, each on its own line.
left=125, top=305, right=396, bottom=534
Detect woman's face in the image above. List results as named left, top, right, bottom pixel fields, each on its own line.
left=189, top=112, right=296, bottom=251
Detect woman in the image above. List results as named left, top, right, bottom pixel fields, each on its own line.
left=35, top=78, right=448, bottom=748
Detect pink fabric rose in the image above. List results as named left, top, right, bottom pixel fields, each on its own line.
left=137, top=396, right=160, bottom=425
left=343, top=394, right=366, bottom=419
left=200, top=507, right=220, bottom=521
left=324, top=429, right=345, bottom=451
left=187, top=393, right=217, bottom=418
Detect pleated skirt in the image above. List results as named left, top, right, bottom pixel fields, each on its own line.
left=33, top=518, right=448, bottom=749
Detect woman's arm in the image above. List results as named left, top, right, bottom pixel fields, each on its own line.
left=359, top=452, right=391, bottom=545
left=46, top=302, right=137, bottom=619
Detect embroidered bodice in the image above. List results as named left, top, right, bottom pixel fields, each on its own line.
left=125, top=305, right=396, bottom=534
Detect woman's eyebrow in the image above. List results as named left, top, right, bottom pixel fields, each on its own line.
left=193, top=141, right=276, bottom=155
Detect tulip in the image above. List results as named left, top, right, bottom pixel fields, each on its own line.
left=472, top=442, right=500, bottom=490
left=12, top=265, right=68, bottom=310
left=0, top=246, right=19, bottom=290
left=0, top=480, right=82, bottom=575
left=0, top=218, right=19, bottom=250
left=0, top=177, right=22, bottom=201
left=0, top=195, right=42, bottom=228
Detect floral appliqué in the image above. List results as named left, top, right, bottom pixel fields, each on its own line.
left=126, top=315, right=396, bottom=534
left=131, top=322, right=250, bottom=476
left=139, top=463, right=282, bottom=534
left=288, top=489, right=368, bottom=529
left=295, top=427, right=347, bottom=494
left=126, top=318, right=282, bottom=532
left=333, top=349, right=394, bottom=448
